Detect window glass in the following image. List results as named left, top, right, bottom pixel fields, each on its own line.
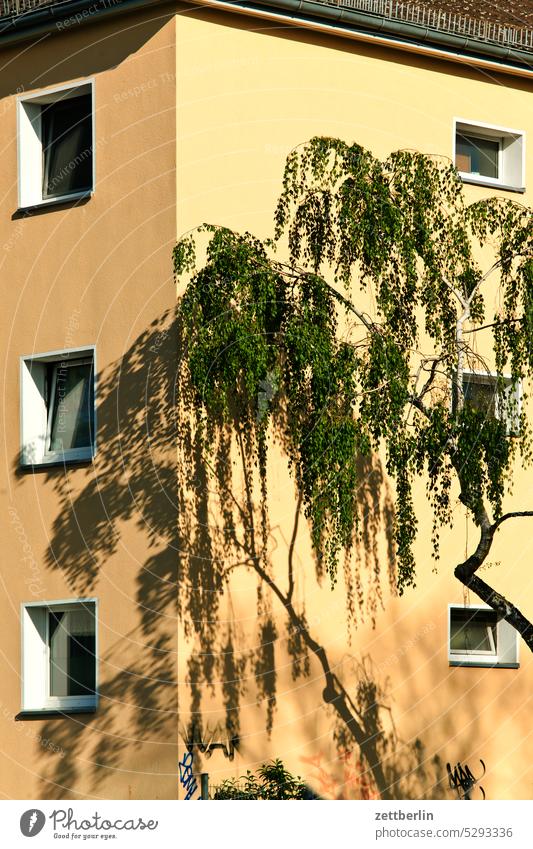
left=456, top=133, right=499, bottom=179
left=48, top=359, right=94, bottom=452
left=450, top=609, right=497, bottom=654
left=463, top=377, right=497, bottom=418
left=42, top=94, right=92, bottom=198
left=49, top=608, right=96, bottom=697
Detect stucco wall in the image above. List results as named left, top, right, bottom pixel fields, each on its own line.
left=0, top=1, right=531, bottom=802
left=176, top=7, right=533, bottom=800
left=0, top=9, right=177, bottom=799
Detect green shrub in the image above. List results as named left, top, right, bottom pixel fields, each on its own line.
left=212, top=759, right=309, bottom=800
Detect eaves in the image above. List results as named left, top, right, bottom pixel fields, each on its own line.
left=195, top=0, right=533, bottom=79
left=1, top=0, right=533, bottom=81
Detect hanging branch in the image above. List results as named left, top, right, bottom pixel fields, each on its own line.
left=175, top=137, right=533, bottom=798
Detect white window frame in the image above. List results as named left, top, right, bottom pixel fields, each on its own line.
left=17, top=79, right=95, bottom=210
left=462, top=369, right=522, bottom=436
left=21, top=598, right=98, bottom=713
left=453, top=118, right=525, bottom=193
left=20, top=345, right=96, bottom=467
left=448, top=603, right=519, bottom=668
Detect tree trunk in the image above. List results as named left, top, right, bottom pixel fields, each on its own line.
left=453, top=502, right=533, bottom=652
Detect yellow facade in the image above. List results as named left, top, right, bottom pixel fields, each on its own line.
left=176, top=7, right=533, bottom=800
left=0, top=0, right=531, bottom=801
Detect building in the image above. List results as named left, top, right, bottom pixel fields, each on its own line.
left=0, top=0, right=532, bottom=800
left=0, top=0, right=177, bottom=799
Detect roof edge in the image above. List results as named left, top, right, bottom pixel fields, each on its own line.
left=0, top=0, right=172, bottom=45
left=222, top=0, right=533, bottom=71
left=1, top=0, right=533, bottom=77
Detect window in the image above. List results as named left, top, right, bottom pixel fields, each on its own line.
left=21, top=347, right=96, bottom=466
left=448, top=605, right=519, bottom=668
left=454, top=119, right=525, bottom=192
left=450, top=607, right=497, bottom=655
left=456, top=133, right=499, bottom=180
left=21, top=599, right=98, bottom=712
left=462, top=370, right=521, bottom=435
left=17, top=80, right=94, bottom=209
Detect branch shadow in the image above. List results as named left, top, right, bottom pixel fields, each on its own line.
left=175, top=350, right=440, bottom=797
left=19, top=305, right=440, bottom=799
left=13, top=309, right=179, bottom=798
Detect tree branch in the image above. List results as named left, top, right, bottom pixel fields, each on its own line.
left=495, top=510, right=533, bottom=529
left=463, top=316, right=525, bottom=335
left=454, top=502, right=533, bottom=651
left=441, top=275, right=468, bottom=311
left=417, top=357, right=443, bottom=402
left=287, top=492, right=303, bottom=602
left=454, top=571, right=533, bottom=652
left=279, top=262, right=381, bottom=338
left=466, top=259, right=501, bottom=306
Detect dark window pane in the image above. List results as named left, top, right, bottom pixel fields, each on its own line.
left=463, top=378, right=497, bottom=418
left=49, top=360, right=94, bottom=451
left=68, top=634, right=96, bottom=696
left=456, top=134, right=499, bottom=179
left=450, top=609, right=497, bottom=654
left=49, top=609, right=95, bottom=697
left=42, top=94, right=92, bottom=199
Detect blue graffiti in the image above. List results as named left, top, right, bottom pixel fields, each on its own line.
left=179, top=751, right=198, bottom=800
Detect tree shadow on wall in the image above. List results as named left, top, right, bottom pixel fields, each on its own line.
left=16, top=306, right=442, bottom=800
left=178, top=445, right=399, bottom=755
left=14, top=309, right=178, bottom=799
left=175, top=337, right=446, bottom=800
left=329, top=655, right=448, bottom=800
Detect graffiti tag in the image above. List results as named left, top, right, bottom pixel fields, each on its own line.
left=185, top=723, right=240, bottom=761
left=179, top=751, right=198, bottom=800
left=447, top=759, right=486, bottom=800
